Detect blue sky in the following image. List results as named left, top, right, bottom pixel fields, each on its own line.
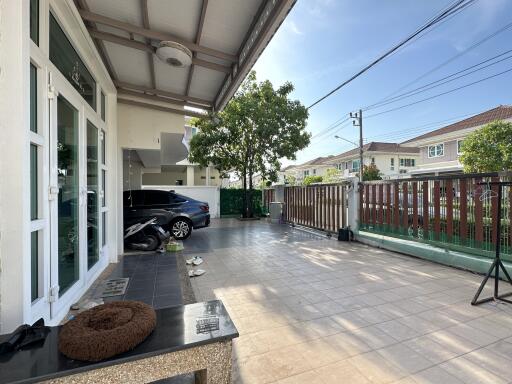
left=252, top=0, right=512, bottom=166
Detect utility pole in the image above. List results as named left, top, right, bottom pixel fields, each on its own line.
left=350, top=109, right=363, bottom=182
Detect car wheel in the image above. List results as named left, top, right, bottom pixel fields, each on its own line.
left=171, top=218, right=192, bottom=240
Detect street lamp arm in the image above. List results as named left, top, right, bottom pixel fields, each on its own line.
left=334, top=135, right=358, bottom=147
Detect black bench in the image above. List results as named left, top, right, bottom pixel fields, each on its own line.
left=0, top=300, right=238, bottom=384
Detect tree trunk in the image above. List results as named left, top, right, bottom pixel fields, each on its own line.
left=248, top=170, right=254, bottom=218
left=242, top=168, right=248, bottom=218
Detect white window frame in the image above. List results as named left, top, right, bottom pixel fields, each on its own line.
left=428, top=143, right=444, bottom=158
left=28, top=0, right=51, bottom=322
left=100, top=128, right=108, bottom=254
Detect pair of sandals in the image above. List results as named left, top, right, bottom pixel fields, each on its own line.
left=186, top=256, right=205, bottom=277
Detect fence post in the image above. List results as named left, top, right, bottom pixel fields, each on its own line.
left=347, top=178, right=360, bottom=232
left=274, top=185, right=285, bottom=203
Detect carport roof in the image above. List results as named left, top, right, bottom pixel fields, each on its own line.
left=76, top=0, right=296, bottom=113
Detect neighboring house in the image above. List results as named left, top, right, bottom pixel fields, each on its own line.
left=326, top=142, right=420, bottom=179
left=283, top=156, right=335, bottom=184
left=297, top=156, right=335, bottom=182
left=277, top=165, right=299, bottom=185
left=401, top=105, right=512, bottom=176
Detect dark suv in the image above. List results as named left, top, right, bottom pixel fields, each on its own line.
left=123, top=189, right=210, bottom=239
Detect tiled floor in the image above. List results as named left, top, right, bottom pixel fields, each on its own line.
left=94, top=252, right=183, bottom=309
left=186, top=219, right=512, bottom=384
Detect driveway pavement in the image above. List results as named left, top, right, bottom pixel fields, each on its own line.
left=186, top=219, right=512, bottom=384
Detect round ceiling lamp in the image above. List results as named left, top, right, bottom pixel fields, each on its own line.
left=156, top=41, right=192, bottom=68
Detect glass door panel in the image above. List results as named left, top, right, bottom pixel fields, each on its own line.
left=57, top=95, right=79, bottom=295
left=87, top=121, right=99, bottom=269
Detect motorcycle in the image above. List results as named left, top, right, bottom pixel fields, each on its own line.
left=124, top=218, right=170, bottom=252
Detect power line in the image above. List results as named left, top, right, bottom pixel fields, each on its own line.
left=364, top=49, right=512, bottom=111
left=370, top=19, right=512, bottom=107
left=379, top=0, right=478, bottom=61
left=365, top=66, right=512, bottom=119
left=310, top=119, right=352, bottom=145
left=310, top=116, right=350, bottom=140
left=306, top=0, right=474, bottom=109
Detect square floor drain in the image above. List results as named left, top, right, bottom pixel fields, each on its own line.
left=101, top=278, right=130, bottom=297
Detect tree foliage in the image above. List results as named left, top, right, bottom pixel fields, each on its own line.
left=189, top=71, right=310, bottom=217
left=303, top=175, right=323, bottom=185
left=284, top=175, right=297, bottom=186
left=362, top=164, right=382, bottom=181
left=323, top=167, right=342, bottom=183
left=459, top=120, right=512, bottom=173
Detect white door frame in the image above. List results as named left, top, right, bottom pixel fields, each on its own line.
left=48, top=64, right=109, bottom=320
left=49, top=69, right=86, bottom=318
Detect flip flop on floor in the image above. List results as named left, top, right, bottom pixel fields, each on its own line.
left=186, top=256, right=203, bottom=265
left=188, top=269, right=206, bottom=277
left=192, top=258, right=203, bottom=266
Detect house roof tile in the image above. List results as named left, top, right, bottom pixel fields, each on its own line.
left=326, top=142, right=419, bottom=163
left=402, top=105, right=512, bottom=144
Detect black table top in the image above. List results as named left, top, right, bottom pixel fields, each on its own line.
left=0, top=300, right=238, bottom=384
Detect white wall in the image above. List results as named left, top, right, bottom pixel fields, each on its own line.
left=142, top=171, right=186, bottom=185
left=117, top=103, right=185, bottom=150
left=123, top=160, right=143, bottom=190
left=142, top=185, right=221, bottom=218
left=0, top=0, right=31, bottom=333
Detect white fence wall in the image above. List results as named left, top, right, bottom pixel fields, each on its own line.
left=142, top=185, right=221, bottom=218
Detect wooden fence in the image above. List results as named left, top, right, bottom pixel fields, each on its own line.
left=284, top=184, right=348, bottom=233
left=262, top=188, right=275, bottom=213
left=359, top=173, right=512, bottom=259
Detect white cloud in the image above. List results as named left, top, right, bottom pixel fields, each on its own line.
left=287, top=20, right=303, bottom=35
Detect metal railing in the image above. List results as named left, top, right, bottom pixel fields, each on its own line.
left=284, top=183, right=349, bottom=233
left=359, top=173, right=512, bottom=259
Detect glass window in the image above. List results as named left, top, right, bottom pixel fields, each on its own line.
left=30, top=0, right=39, bottom=45
left=57, top=95, right=79, bottom=295
left=101, top=130, right=106, bottom=165
left=30, top=144, right=38, bottom=220
left=87, top=121, right=99, bottom=269
left=30, top=64, right=37, bottom=133
left=102, top=169, right=106, bottom=207
left=124, top=190, right=144, bottom=206
left=144, top=190, right=171, bottom=206
left=457, top=140, right=464, bottom=154
left=352, top=159, right=360, bottom=171
left=102, top=212, right=106, bottom=246
left=31, top=231, right=39, bottom=302
left=428, top=144, right=444, bottom=158
left=101, top=91, right=106, bottom=121
left=50, top=14, right=96, bottom=110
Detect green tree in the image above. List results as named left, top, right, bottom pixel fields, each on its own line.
left=459, top=120, right=512, bottom=173
left=189, top=71, right=310, bottom=217
left=303, top=175, right=323, bottom=185
left=285, top=175, right=296, bottom=186
left=323, top=167, right=342, bottom=183
left=362, top=164, right=382, bottom=181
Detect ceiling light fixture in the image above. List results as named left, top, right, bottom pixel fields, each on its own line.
left=156, top=41, right=192, bottom=68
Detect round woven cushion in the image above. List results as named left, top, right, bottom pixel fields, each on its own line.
left=58, top=301, right=156, bottom=362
